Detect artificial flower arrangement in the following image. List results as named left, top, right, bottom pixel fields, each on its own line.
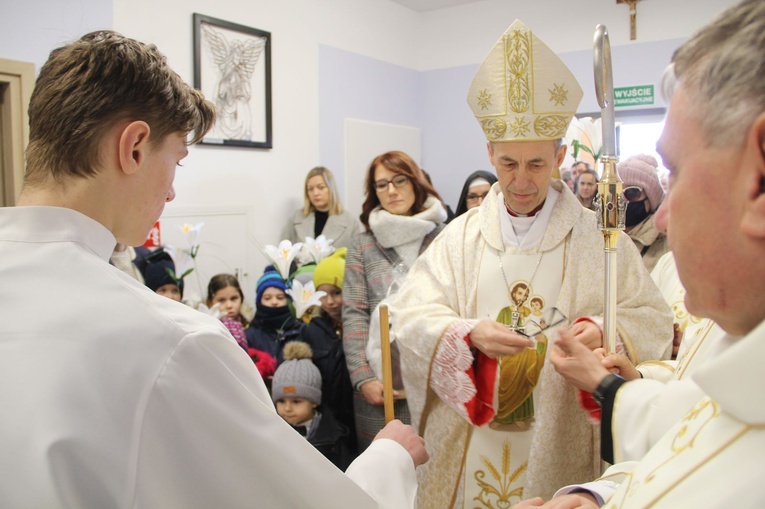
left=262, top=235, right=337, bottom=321
left=565, top=117, right=603, bottom=166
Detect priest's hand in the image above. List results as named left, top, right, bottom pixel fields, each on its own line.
left=569, top=320, right=603, bottom=350
left=512, top=493, right=599, bottom=508
left=600, top=351, right=641, bottom=381
left=469, top=320, right=535, bottom=358
left=375, top=419, right=429, bottom=467
left=550, top=327, right=610, bottom=392
left=359, top=379, right=400, bottom=405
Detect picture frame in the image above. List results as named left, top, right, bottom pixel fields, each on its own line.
left=193, top=13, right=273, bottom=149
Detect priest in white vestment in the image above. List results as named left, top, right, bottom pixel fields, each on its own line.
left=533, top=1, right=765, bottom=506
left=390, top=19, right=673, bottom=508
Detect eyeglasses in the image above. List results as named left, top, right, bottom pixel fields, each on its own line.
left=466, top=191, right=489, bottom=203
left=374, top=175, right=410, bottom=192
left=623, top=186, right=644, bottom=202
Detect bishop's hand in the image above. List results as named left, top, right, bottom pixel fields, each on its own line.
left=469, top=319, right=534, bottom=358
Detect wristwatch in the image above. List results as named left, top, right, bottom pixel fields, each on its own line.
left=592, top=373, right=625, bottom=407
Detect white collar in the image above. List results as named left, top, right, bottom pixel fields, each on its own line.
left=498, top=187, right=561, bottom=250
left=0, top=206, right=117, bottom=261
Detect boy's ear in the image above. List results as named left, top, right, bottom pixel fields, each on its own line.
left=118, top=121, right=151, bottom=176
left=741, top=113, right=765, bottom=239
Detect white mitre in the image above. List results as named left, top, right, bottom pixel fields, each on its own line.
left=468, top=19, right=583, bottom=142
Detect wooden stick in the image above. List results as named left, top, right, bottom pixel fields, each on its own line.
left=379, top=304, right=395, bottom=424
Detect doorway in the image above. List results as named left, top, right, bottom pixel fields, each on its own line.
left=0, top=58, right=35, bottom=207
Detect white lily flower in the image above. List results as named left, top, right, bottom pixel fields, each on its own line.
left=286, top=280, right=326, bottom=319
left=264, top=240, right=303, bottom=279
left=196, top=302, right=223, bottom=319
left=579, top=117, right=603, bottom=162
left=301, top=235, right=335, bottom=264
left=163, top=244, right=195, bottom=279
left=178, top=222, right=205, bottom=258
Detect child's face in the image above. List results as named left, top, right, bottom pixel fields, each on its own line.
left=211, top=285, right=242, bottom=318
left=261, top=287, right=287, bottom=308
left=276, top=397, right=317, bottom=426
left=317, top=284, right=342, bottom=322
left=531, top=301, right=542, bottom=312
left=156, top=283, right=181, bottom=302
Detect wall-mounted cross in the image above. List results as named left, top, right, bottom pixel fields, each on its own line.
left=617, top=0, right=640, bottom=40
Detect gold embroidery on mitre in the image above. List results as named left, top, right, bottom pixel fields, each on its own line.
left=482, top=118, right=508, bottom=140
left=467, top=19, right=583, bottom=142
left=534, top=115, right=569, bottom=139
left=509, top=116, right=531, bottom=137
left=478, top=89, right=492, bottom=110
left=549, top=83, right=568, bottom=106
left=505, top=29, right=531, bottom=114
left=473, top=439, right=527, bottom=508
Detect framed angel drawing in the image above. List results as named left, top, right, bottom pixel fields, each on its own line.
left=193, top=14, right=273, bottom=148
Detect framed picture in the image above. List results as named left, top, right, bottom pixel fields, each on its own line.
left=193, top=13, right=272, bottom=148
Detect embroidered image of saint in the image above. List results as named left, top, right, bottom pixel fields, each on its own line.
left=494, top=281, right=549, bottom=429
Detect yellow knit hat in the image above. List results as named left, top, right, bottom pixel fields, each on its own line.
left=312, top=247, right=347, bottom=289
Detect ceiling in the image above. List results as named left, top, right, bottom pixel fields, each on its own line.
left=388, top=0, right=484, bottom=13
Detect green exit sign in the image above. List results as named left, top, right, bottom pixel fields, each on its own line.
left=614, top=85, right=655, bottom=107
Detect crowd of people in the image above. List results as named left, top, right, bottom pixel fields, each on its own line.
left=1, top=0, right=764, bottom=506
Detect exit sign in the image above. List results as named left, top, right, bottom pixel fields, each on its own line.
left=614, top=85, right=655, bottom=107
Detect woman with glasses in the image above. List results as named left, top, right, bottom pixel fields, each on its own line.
left=281, top=166, right=359, bottom=249
left=575, top=169, right=599, bottom=211
left=342, top=150, right=447, bottom=451
left=453, top=170, right=498, bottom=219
left=617, top=154, right=669, bottom=271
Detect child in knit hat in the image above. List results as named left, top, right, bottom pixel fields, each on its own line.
left=616, top=154, right=669, bottom=271
left=272, top=341, right=354, bottom=470
left=245, top=265, right=304, bottom=366
left=142, top=248, right=184, bottom=302
left=300, top=247, right=358, bottom=459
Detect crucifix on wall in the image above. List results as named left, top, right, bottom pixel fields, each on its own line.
left=617, top=0, right=640, bottom=40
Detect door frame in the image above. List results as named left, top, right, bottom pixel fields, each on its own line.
left=0, top=58, right=35, bottom=206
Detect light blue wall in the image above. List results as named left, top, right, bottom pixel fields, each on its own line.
left=318, top=44, right=422, bottom=198
left=3, top=4, right=683, bottom=211
left=320, top=37, right=686, bottom=208
left=0, top=0, right=112, bottom=71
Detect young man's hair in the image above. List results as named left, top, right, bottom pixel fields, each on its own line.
left=25, top=30, right=215, bottom=185
left=672, top=0, right=765, bottom=147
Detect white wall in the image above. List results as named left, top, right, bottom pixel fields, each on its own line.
left=0, top=0, right=741, bottom=306
left=416, top=0, right=738, bottom=70
left=111, top=0, right=422, bottom=297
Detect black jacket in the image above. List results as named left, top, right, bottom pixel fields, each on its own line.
left=305, top=407, right=355, bottom=471
left=301, top=314, right=358, bottom=457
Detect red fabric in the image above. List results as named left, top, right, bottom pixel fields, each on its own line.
left=248, top=348, right=277, bottom=378
left=578, top=389, right=601, bottom=423
left=463, top=333, right=497, bottom=426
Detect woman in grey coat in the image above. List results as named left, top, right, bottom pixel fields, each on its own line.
left=343, top=151, right=447, bottom=451
left=281, top=166, right=359, bottom=249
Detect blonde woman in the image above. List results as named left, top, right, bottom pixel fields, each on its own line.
left=281, top=166, right=359, bottom=249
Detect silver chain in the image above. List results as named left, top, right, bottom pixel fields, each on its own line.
left=498, top=251, right=544, bottom=299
